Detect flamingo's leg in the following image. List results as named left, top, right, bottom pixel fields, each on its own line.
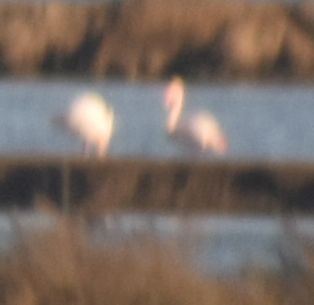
left=97, top=138, right=110, bottom=158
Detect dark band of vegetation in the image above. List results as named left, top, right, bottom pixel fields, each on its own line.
left=0, top=1, right=313, bottom=80
left=0, top=157, right=314, bottom=214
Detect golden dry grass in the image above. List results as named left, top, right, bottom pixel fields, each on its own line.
left=0, top=1, right=312, bottom=79
left=0, top=212, right=311, bottom=304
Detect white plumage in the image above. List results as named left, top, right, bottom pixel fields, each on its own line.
left=164, top=77, right=228, bottom=155
left=60, top=92, right=114, bottom=157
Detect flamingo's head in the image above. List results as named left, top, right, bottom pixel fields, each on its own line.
left=164, top=76, right=184, bottom=111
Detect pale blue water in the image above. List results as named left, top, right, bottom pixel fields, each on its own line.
left=0, top=78, right=313, bottom=277
left=0, top=78, right=313, bottom=162
left=0, top=212, right=313, bottom=277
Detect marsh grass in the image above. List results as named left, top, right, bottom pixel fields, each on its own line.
left=0, top=214, right=213, bottom=305
left=0, top=212, right=313, bottom=304
left=0, top=1, right=312, bottom=78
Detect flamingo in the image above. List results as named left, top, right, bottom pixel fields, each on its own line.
left=54, top=91, right=114, bottom=157
left=164, top=77, right=228, bottom=155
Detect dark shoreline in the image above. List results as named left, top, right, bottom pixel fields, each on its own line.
left=0, top=156, right=313, bottom=214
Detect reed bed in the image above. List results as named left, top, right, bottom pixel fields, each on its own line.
left=0, top=1, right=312, bottom=79
left=1, top=158, right=314, bottom=214
left=0, top=212, right=313, bottom=305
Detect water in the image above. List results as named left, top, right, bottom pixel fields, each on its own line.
left=1, top=211, right=314, bottom=277
left=0, top=78, right=313, bottom=162
left=0, top=78, right=313, bottom=277
left=95, top=213, right=314, bottom=276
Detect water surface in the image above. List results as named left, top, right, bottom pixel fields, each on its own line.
left=0, top=78, right=313, bottom=162
left=1, top=211, right=313, bottom=277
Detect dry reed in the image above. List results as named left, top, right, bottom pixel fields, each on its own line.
left=0, top=1, right=312, bottom=79
left=0, top=212, right=312, bottom=304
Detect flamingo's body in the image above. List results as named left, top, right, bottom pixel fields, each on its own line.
left=164, top=77, right=227, bottom=155
left=56, top=92, right=114, bottom=157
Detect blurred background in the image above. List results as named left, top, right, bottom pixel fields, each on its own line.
left=0, top=1, right=313, bottom=305
left=0, top=1, right=312, bottom=160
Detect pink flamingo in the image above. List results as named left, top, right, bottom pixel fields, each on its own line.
left=54, top=92, right=114, bottom=157
left=164, top=77, right=228, bottom=155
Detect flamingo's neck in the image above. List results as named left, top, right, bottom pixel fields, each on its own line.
left=166, top=82, right=184, bottom=133
left=168, top=100, right=182, bottom=132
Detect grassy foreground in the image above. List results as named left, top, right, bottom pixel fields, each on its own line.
left=0, top=212, right=313, bottom=305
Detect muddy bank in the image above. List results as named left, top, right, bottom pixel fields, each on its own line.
left=0, top=1, right=313, bottom=80
left=0, top=157, right=314, bottom=214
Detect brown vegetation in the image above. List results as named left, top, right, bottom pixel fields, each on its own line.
left=0, top=158, right=314, bottom=214
left=0, top=214, right=313, bottom=305
left=0, top=1, right=313, bottom=80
